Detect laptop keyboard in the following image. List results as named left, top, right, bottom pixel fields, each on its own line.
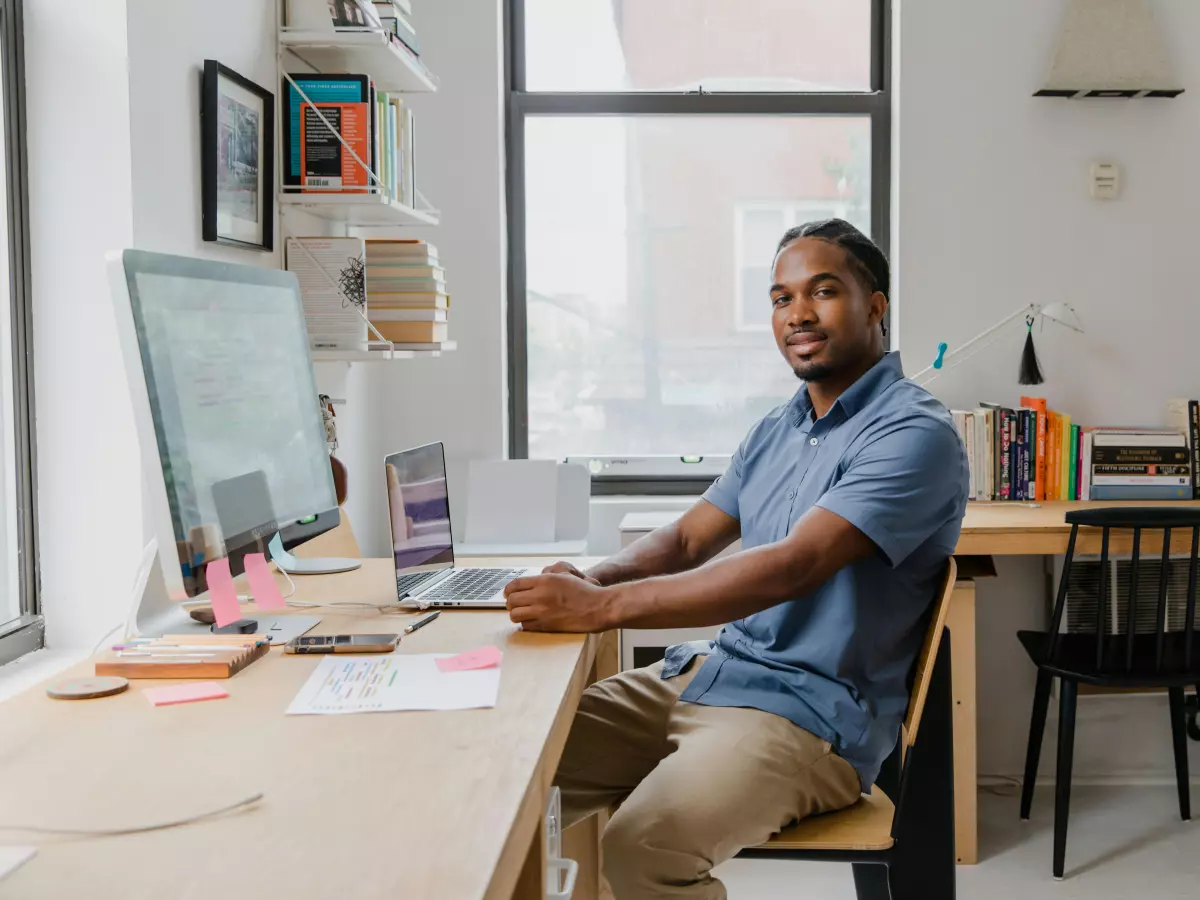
left=395, top=571, right=433, bottom=597
left=419, top=568, right=527, bottom=605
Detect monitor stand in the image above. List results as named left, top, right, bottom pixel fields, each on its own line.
left=268, top=533, right=361, bottom=576
left=127, top=539, right=320, bottom=645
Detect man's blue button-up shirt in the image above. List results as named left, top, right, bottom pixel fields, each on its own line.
left=662, top=351, right=969, bottom=789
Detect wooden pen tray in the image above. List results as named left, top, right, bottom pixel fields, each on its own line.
left=95, top=637, right=271, bottom=679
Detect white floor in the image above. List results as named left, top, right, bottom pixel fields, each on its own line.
left=715, top=785, right=1200, bottom=899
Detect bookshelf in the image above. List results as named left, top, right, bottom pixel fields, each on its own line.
left=279, top=193, right=438, bottom=227
left=279, top=29, right=437, bottom=94
left=311, top=342, right=457, bottom=363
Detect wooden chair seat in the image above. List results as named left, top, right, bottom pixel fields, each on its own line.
left=759, top=788, right=896, bottom=852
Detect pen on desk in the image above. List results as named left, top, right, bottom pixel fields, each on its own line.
left=403, top=611, right=440, bottom=635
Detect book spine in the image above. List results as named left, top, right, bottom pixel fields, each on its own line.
left=1090, top=484, right=1193, bottom=500
left=1091, top=475, right=1191, bottom=486
left=1093, top=464, right=1191, bottom=475
left=1047, top=413, right=1060, bottom=500
left=1015, top=414, right=1027, bottom=501
left=1025, top=410, right=1035, bottom=500
left=1067, top=424, right=1079, bottom=500
left=999, top=411, right=1012, bottom=500
left=1091, top=447, right=1190, bottom=464
left=1191, top=400, right=1200, bottom=500
left=1035, top=410, right=1047, bottom=502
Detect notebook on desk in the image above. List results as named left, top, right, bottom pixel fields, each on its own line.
left=384, top=443, right=538, bottom=608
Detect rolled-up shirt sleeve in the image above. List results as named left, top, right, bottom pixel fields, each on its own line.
left=702, top=439, right=748, bottom=520
left=815, top=418, right=968, bottom=567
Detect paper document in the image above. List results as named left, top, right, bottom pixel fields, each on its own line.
left=286, top=654, right=501, bottom=716
left=0, top=847, right=36, bottom=883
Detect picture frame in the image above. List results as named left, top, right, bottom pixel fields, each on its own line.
left=201, top=60, right=275, bottom=252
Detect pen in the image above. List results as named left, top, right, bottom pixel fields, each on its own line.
left=403, top=611, right=440, bottom=635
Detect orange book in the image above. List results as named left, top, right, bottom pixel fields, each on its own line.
left=300, top=102, right=370, bottom=193
left=1021, top=397, right=1048, bottom=501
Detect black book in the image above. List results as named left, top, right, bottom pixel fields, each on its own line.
left=1191, top=401, right=1200, bottom=499
left=282, top=74, right=371, bottom=188
left=1091, top=446, right=1190, bottom=465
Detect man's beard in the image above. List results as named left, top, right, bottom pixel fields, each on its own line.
left=793, top=361, right=835, bottom=382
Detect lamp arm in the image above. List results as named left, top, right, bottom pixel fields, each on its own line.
left=910, top=304, right=1039, bottom=383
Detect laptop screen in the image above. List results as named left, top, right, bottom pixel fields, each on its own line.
left=385, top=443, right=455, bottom=577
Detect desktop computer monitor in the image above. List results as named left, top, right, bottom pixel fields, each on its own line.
left=108, top=249, right=342, bottom=636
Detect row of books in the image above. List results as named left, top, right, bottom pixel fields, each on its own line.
left=371, top=1, right=421, bottom=56
left=285, top=238, right=450, bottom=351
left=951, top=396, right=1195, bottom=502
left=283, top=73, right=417, bottom=205
left=365, top=240, right=449, bottom=344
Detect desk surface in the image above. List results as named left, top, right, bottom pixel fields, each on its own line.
left=621, top=500, right=1200, bottom=556
left=0, top=555, right=601, bottom=900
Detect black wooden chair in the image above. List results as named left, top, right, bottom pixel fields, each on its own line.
left=739, top=560, right=958, bottom=900
left=1018, top=507, right=1200, bottom=879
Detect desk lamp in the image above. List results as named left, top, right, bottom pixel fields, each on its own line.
left=912, top=303, right=1084, bottom=387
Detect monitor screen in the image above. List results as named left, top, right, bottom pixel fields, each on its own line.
left=125, top=256, right=337, bottom=594
left=385, top=443, right=454, bottom=575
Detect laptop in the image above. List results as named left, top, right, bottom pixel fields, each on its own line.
left=385, top=443, right=539, bottom=607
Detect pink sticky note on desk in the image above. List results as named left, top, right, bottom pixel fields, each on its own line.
left=436, top=645, right=503, bottom=673
left=205, top=556, right=242, bottom=628
left=144, top=682, right=229, bottom=707
left=244, top=552, right=285, bottom=611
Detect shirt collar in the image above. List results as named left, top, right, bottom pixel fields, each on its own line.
left=788, top=351, right=906, bottom=427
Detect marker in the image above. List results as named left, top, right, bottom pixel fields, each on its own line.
left=402, top=611, right=440, bottom=635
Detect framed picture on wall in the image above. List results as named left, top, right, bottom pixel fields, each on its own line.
left=201, top=60, right=274, bottom=251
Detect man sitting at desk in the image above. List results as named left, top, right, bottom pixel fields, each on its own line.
left=504, top=219, right=969, bottom=900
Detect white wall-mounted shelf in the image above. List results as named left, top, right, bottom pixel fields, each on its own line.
left=311, top=341, right=457, bottom=363
left=279, top=193, right=439, bottom=227
left=280, top=29, right=437, bottom=93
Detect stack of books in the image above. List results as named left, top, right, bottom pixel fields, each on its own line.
left=286, top=237, right=369, bottom=351
left=372, top=0, right=420, bottom=56
left=365, top=241, right=449, bottom=347
left=284, top=73, right=417, bottom=206
left=951, top=396, right=1193, bottom=501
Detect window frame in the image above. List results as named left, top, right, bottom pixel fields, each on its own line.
left=504, top=0, right=892, bottom=494
left=0, top=0, right=41, bottom=667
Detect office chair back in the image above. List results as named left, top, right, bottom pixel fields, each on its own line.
left=1048, top=507, right=1200, bottom=677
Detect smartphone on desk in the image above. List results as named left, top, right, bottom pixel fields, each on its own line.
left=284, top=634, right=400, bottom=654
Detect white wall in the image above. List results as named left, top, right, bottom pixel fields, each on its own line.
left=126, top=0, right=283, bottom=266
left=896, top=0, right=1200, bottom=780
left=336, top=0, right=509, bottom=557
left=26, top=0, right=140, bottom=650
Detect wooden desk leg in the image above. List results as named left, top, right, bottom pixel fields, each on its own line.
left=513, top=819, right=547, bottom=900
left=561, top=631, right=620, bottom=900
left=947, top=580, right=978, bottom=865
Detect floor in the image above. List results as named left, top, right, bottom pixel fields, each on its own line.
left=715, top=785, right=1200, bottom=899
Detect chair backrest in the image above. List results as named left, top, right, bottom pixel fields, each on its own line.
left=1048, top=507, right=1200, bottom=674
left=902, top=557, right=957, bottom=749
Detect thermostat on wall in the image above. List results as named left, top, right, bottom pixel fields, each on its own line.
left=1090, top=162, right=1121, bottom=199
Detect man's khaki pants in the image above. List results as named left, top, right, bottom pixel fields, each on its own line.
left=557, top=659, right=861, bottom=900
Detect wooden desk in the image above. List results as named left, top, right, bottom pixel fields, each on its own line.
left=0, top=553, right=615, bottom=900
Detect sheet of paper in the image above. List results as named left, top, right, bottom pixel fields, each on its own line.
left=144, top=682, right=230, bottom=707
left=436, top=645, right=503, bottom=673
left=244, top=552, right=286, bottom=611
left=204, top=557, right=242, bottom=628
left=0, top=847, right=36, bottom=883
left=286, top=654, right=501, bottom=716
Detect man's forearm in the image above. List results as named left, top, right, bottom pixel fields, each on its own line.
left=600, top=510, right=874, bottom=630
left=587, top=523, right=697, bottom=586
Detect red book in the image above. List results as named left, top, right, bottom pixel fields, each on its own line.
left=300, top=102, right=370, bottom=193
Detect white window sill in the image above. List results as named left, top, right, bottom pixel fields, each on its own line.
left=0, top=648, right=90, bottom=705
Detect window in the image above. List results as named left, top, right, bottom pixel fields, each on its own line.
left=0, top=0, right=39, bottom=666
left=507, top=0, right=891, bottom=486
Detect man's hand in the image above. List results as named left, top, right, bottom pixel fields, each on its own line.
left=541, top=560, right=600, bottom=586
left=504, top=573, right=614, bottom=633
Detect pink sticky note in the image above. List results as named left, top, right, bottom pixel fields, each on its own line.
left=144, top=682, right=229, bottom=707
left=244, top=552, right=286, bottom=611
left=205, top=557, right=242, bottom=628
left=436, top=645, right=504, bottom=673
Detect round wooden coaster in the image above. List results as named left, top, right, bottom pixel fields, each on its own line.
left=46, top=676, right=130, bottom=700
